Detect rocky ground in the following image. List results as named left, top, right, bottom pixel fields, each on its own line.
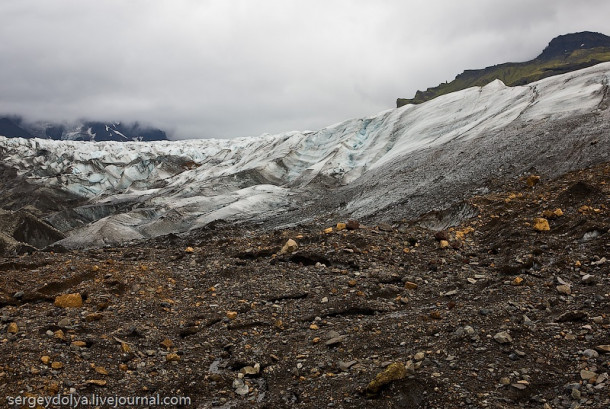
left=0, top=163, right=609, bottom=409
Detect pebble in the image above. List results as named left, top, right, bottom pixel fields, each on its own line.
left=325, top=336, right=345, bottom=347
left=338, top=360, right=357, bottom=371
left=556, top=285, right=572, bottom=295
left=580, top=370, right=597, bottom=381
left=595, top=345, right=610, bottom=353
left=58, top=318, right=71, bottom=327
left=581, top=274, right=596, bottom=284
left=414, top=352, right=425, bottom=361
left=404, top=281, right=418, bottom=290
left=583, top=349, right=599, bottom=358
left=241, top=363, right=260, bottom=376
left=166, top=353, right=181, bottom=362
left=279, top=239, right=298, bottom=254
left=232, top=378, right=249, bottom=396
left=493, top=331, right=513, bottom=344
left=7, top=322, right=18, bottom=334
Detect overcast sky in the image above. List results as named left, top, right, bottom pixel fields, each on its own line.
left=0, top=1, right=609, bottom=139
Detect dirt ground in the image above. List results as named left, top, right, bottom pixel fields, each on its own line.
left=0, top=163, right=609, bottom=408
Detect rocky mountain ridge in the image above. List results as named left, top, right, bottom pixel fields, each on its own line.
left=397, top=31, right=610, bottom=106
left=0, top=116, right=167, bottom=142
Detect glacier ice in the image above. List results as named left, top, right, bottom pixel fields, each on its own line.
left=1, top=62, right=610, bottom=248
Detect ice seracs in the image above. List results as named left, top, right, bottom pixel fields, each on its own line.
left=1, top=62, right=609, bottom=248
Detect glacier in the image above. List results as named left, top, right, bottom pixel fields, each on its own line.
left=1, top=62, right=609, bottom=249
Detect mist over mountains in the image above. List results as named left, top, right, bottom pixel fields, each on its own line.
left=0, top=116, right=167, bottom=142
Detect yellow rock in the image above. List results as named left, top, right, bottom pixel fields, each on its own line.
left=54, top=330, right=66, bottom=340
left=324, top=227, right=333, bottom=234
left=51, top=362, right=63, bottom=370
left=526, top=175, right=540, bottom=187
left=54, top=293, right=83, bottom=308
left=439, top=240, right=450, bottom=249
left=166, top=353, right=181, bottom=362
left=513, top=277, right=524, bottom=286
left=7, top=322, right=18, bottom=334
left=95, top=366, right=109, bottom=375
left=533, top=218, right=550, bottom=232
left=41, top=356, right=51, bottom=365
left=121, top=342, right=132, bottom=353
left=336, top=222, right=347, bottom=231
left=309, top=324, right=319, bottom=330
left=85, top=313, right=103, bottom=322
left=71, top=341, right=87, bottom=347
left=543, top=208, right=564, bottom=219
left=160, top=338, right=174, bottom=349
left=404, top=281, right=418, bottom=290
left=119, top=363, right=128, bottom=371
left=366, top=362, right=407, bottom=395
left=48, top=382, right=60, bottom=394
left=226, top=311, right=238, bottom=320
left=312, top=337, right=321, bottom=344
left=279, top=239, right=298, bottom=254
left=185, top=247, right=194, bottom=253
left=86, top=379, right=107, bottom=386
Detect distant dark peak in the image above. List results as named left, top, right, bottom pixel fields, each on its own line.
left=537, top=31, right=610, bottom=60
left=0, top=116, right=168, bottom=142
left=0, top=116, right=34, bottom=139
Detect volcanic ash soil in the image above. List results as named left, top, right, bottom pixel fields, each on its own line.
left=0, top=164, right=609, bottom=408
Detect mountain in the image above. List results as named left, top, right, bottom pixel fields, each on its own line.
left=1, top=62, right=609, bottom=250
left=0, top=116, right=168, bottom=142
left=397, top=31, right=610, bottom=107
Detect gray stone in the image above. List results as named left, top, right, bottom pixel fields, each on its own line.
left=494, top=331, right=513, bottom=344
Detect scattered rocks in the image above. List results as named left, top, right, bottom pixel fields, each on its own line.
left=233, top=377, right=250, bottom=396
left=0, top=163, right=609, bottom=408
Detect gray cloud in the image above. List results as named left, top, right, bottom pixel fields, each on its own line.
left=1, top=0, right=609, bottom=139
